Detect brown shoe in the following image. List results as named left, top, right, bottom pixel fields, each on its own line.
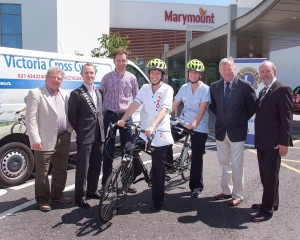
left=38, top=201, right=51, bottom=212
left=52, top=196, right=72, bottom=204
left=229, top=198, right=242, bottom=207
left=214, top=193, right=232, bottom=200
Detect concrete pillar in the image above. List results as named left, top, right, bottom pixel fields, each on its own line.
left=185, top=31, right=192, bottom=83
left=227, top=4, right=237, bottom=58
left=163, top=44, right=169, bottom=76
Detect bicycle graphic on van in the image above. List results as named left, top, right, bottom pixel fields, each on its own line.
left=10, top=114, right=27, bottom=134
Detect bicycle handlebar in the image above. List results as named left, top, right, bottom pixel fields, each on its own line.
left=107, top=122, right=154, bottom=152
left=172, top=125, right=194, bottom=135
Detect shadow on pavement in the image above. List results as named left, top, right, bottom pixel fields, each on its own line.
left=116, top=179, right=254, bottom=230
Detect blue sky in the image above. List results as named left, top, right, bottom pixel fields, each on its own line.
left=137, top=0, right=233, bottom=6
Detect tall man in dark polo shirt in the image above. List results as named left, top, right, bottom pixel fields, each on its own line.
left=101, top=49, right=139, bottom=191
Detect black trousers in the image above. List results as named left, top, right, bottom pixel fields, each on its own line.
left=151, top=145, right=171, bottom=203
left=167, top=130, right=207, bottom=191
left=75, top=139, right=103, bottom=202
left=102, top=112, right=133, bottom=185
left=257, top=148, right=281, bottom=215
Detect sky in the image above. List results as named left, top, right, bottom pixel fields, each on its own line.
left=136, top=0, right=233, bottom=6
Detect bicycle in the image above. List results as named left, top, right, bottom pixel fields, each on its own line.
left=98, top=121, right=194, bottom=222
left=165, top=118, right=194, bottom=181
left=10, top=114, right=27, bottom=134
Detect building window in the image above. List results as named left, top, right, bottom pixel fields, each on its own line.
left=0, top=4, right=22, bottom=48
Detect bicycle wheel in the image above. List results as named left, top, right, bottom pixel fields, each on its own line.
left=117, top=160, right=134, bottom=206
left=10, top=122, right=25, bottom=134
left=98, top=170, right=119, bottom=222
left=98, top=160, right=134, bottom=222
left=181, top=152, right=191, bottom=181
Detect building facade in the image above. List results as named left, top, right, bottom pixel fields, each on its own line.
left=0, top=0, right=109, bottom=55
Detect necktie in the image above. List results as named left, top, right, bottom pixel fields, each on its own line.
left=224, top=82, right=231, bottom=107
left=259, top=87, right=268, bottom=105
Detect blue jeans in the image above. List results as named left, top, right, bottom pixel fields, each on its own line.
left=102, top=111, right=133, bottom=185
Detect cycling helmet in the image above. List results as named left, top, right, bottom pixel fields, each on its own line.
left=147, top=59, right=167, bottom=72
left=186, top=59, right=205, bottom=72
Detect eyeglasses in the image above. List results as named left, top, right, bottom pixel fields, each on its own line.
left=47, top=76, right=63, bottom=81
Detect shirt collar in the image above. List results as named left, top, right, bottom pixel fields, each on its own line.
left=46, top=85, right=59, bottom=96
left=263, top=78, right=277, bottom=89
left=83, top=83, right=95, bottom=91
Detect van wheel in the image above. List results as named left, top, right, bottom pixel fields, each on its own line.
left=0, top=142, right=34, bottom=187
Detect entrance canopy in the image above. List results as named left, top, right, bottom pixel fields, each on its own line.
left=165, top=0, right=300, bottom=64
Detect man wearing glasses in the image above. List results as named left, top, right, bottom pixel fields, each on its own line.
left=26, top=67, right=73, bottom=212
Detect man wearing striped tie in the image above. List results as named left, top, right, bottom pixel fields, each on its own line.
left=251, top=60, right=293, bottom=222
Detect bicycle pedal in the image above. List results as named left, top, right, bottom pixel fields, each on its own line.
left=165, top=175, right=171, bottom=181
left=165, top=168, right=176, bottom=174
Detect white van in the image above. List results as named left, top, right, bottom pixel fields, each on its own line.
left=0, top=47, right=149, bottom=187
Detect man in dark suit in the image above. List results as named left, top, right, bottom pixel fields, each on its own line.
left=68, top=63, right=105, bottom=209
left=209, top=57, right=257, bottom=207
left=251, top=60, right=293, bottom=222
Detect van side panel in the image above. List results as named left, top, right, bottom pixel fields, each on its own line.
left=0, top=47, right=149, bottom=187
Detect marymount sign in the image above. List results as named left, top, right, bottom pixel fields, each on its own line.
left=165, top=7, right=215, bottom=29
left=110, top=1, right=250, bottom=31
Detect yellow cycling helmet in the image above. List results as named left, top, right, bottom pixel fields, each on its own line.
left=186, top=59, right=205, bottom=72
left=147, top=58, right=167, bottom=72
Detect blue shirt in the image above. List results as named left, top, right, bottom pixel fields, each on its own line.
left=175, top=82, right=211, bottom=133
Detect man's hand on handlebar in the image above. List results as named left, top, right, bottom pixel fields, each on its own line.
left=117, top=119, right=126, bottom=128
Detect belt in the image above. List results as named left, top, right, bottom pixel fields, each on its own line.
left=105, top=110, right=125, bottom=117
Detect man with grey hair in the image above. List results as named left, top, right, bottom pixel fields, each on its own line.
left=251, top=60, right=293, bottom=222
left=209, top=57, right=256, bottom=207
left=26, top=67, right=73, bottom=212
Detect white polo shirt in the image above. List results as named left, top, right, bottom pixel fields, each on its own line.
left=135, top=83, right=174, bottom=147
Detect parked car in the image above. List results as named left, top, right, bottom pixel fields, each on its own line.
left=293, top=86, right=300, bottom=112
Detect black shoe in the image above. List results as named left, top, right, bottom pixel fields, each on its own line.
left=250, top=211, right=272, bottom=222
left=75, top=199, right=91, bottom=209
left=251, top=204, right=278, bottom=211
left=150, top=202, right=163, bottom=212
left=251, top=203, right=261, bottom=210
left=86, top=191, right=101, bottom=199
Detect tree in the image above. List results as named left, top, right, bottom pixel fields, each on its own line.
left=91, top=33, right=130, bottom=58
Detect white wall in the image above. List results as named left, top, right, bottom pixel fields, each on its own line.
left=57, top=0, right=110, bottom=56
left=111, top=0, right=250, bottom=31
left=0, top=0, right=58, bottom=52
left=232, top=0, right=263, bottom=8
left=0, top=0, right=110, bottom=55
left=270, top=46, right=300, bottom=90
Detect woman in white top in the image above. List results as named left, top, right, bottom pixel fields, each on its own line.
left=169, top=59, right=211, bottom=198
left=118, top=59, right=174, bottom=211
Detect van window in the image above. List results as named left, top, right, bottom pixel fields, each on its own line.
left=127, top=65, right=148, bottom=89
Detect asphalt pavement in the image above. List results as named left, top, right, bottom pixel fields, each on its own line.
left=0, top=114, right=299, bottom=240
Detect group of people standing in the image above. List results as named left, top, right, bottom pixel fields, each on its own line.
left=25, top=48, right=293, bottom=223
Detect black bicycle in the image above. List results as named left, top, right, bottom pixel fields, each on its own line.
left=98, top=122, right=193, bottom=222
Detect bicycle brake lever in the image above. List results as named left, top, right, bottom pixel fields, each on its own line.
left=145, top=134, right=153, bottom=152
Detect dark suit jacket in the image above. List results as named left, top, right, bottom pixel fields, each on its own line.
left=68, top=84, right=105, bottom=144
left=255, top=80, right=293, bottom=150
left=209, top=77, right=257, bottom=142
